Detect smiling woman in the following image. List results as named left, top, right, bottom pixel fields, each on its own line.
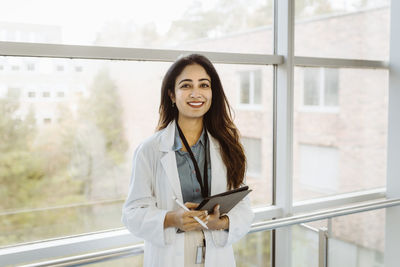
left=122, top=54, right=254, bottom=267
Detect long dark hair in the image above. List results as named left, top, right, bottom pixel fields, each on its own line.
left=157, top=54, right=246, bottom=189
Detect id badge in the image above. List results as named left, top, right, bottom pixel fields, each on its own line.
left=195, top=245, right=205, bottom=264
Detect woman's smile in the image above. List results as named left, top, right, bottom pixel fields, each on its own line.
left=187, top=101, right=205, bottom=108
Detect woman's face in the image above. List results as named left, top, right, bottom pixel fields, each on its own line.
left=170, top=64, right=212, bottom=122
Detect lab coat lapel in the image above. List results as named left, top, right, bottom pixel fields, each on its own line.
left=159, top=121, right=183, bottom=202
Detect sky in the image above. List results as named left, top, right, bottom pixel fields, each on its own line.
left=0, top=0, right=214, bottom=44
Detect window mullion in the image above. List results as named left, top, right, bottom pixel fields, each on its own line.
left=274, top=0, right=295, bottom=266
left=385, top=1, right=400, bottom=266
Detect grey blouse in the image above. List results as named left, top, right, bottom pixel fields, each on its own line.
left=173, top=124, right=212, bottom=204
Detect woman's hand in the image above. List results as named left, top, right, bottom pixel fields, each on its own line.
left=164, top=202, right=209, bottom=231
left=205, top=204, right=230, bottom=230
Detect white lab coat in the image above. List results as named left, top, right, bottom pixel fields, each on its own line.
left=122, top=121, right=254, bottom=267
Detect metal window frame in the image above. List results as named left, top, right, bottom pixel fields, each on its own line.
left=385, top=1, right=400, bottom=266
left=0, top=41, right=283, bottom=65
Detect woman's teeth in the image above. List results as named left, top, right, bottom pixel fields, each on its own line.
left=188, top=102, right=203, bottom=107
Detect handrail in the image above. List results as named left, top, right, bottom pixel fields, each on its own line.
left=20, top=244, right=144, bottom=267
left=250, top=198, right=400, bottom=233
left=19, top=197, right=400, bottom=267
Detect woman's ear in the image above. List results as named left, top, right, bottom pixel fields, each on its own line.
left=168, top=90, right=175, bottom=102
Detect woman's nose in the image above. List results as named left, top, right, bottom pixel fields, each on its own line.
left=190, top=86, right=201, bottom=97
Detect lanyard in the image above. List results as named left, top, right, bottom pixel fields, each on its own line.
left=176, top=123, right=209, bottom=198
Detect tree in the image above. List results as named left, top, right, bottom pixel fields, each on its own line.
left=78, top=68, right=128, bottom=164
left=166, top=0, right=274, bottom=44
left=0, top=95, right=45, bottom=211
left=65, top=68, right=129, bottom=200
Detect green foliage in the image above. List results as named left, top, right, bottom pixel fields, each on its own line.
left=234, top=231, right=271, bottom=267
left=79, top=68, right=128, bottom=164
left=0, top=97, right=45, bottom=211
left=0, top=68, right=128, bottom=246
left=166, top=0, right=274, bottom=43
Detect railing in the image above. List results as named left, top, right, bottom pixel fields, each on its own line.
left=13, top=197, right=400, bottom=267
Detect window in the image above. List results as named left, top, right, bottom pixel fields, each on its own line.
left=239, top=70, right=262, bottom=106
left=75, top=66, right=83, bottom=72
left=294, top=67, right=387, bottom=201
left=6, top=30, right=16, bottom=41
left=299, top=144, right=339, bottom=194
left=0, top=1, right=273, bottom=54
left=28, top=92, right=36, bottom=98
left=0, top=29, right=6, bottom=40
left=295, top=1, right=390, bottom=60
left=0, top=1, right=397, bottom=266
left=242, top=137, right=262, bottom=177
left=11, top=65, right=20, bottom=71
left=7, top=87, right=21, bottom=98
left=56, top=65, right=64, bottom=72
left=0, top=65, right=4, bottom=71
left=0, top=58, right=273, bottom=249
left=27, top=63, right=35, bottom=71
left=303, top=67, right=339, bottom=109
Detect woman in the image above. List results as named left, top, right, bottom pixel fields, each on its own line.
left=122, top=54, right=254, bottom=267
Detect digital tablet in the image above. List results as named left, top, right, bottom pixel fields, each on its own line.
left=195, top=186, right=252, bottom=214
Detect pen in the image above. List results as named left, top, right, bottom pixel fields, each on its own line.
left=173, top=197, right=209, bottom=229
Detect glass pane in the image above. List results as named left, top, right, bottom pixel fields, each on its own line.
left=329, top=209, right=385, bottom=267
left=324, top=68, right=339, bottom=106
left=234, top=66, right=273, bottom=206
left=22, top=253, right=144, bottom=267
left=0, top=0, right=273, bottom=54
left=292, top=220, right=327, bottom=267
left=293, top=67, right=388, bottom=201
left=242, top=137, right=262, bottom=176
left=0, top=57, right=272, bottom=246
left=303, top=68, right=320, bottom=106
left=0, top=202, right=125, bottom=246
left=254, top=70, right=262, bottom=105
left=233, top=230, right=271, bottom=267
left=239, top=72, right=250, bottom=104
left=295, top=0, right=390, bottom=60
left=85, top=254, right=144, bottom=266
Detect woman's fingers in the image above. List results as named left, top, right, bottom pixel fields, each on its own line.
left=184, top=202, right=199, bottom=210
left=182, top=214, right=210, bottom=226
left=213, top=204, right=220, bottom=217
left=183, top=219, right=209, bottom=231
left=183, top=210, right=207, bottom=218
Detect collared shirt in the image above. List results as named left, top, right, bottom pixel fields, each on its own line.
left=173, top=124, right=212, bottom=204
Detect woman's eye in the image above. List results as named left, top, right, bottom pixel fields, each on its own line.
left=200, top=83, right=210, bottom=88
left=180, top=84, right=191, bottom=89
